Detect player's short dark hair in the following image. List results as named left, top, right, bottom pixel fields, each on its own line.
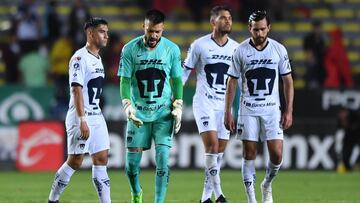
left=145, top=9, right=165, bottom=24
left=84, top=17, right=108, bottom=31
left=210, top=5, right=231, bottom=19
left=248, top=10, right=270, bottom=26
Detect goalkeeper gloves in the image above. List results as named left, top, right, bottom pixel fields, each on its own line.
left=171, top=99, right=183, bottom=134
left=122, top=99, right=143, bottom=128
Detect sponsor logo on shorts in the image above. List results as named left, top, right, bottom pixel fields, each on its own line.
left=200, top=116, right=210, bottom=120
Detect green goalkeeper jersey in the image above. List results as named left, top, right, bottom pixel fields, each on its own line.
left=118, top=36, right=183, bottom=122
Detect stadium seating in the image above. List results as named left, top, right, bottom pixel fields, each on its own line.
left=0, top=0, right=359, bottom=89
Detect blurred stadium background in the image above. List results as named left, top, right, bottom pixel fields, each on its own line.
left=0, top=0, right=359, bottom=202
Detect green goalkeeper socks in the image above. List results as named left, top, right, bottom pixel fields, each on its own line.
left=126, top=151, right=142, bottom=195
left=155, top=145, right=170, bottom=203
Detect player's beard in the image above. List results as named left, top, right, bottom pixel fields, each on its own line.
left=145, top=36, right=159, bottom=48
left=253, top=35, right=267, bottom=46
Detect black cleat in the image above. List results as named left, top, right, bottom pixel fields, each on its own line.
left=48, top=200, right=59, bottom=203
left=200, top=198, right=213, bottom=203
left=215, top=194, right=229, bottom=203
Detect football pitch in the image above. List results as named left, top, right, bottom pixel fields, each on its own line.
left=0, top=170, right=359, bottom=203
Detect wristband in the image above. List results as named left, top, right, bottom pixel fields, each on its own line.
left=79, top=116, right=86, bottom=122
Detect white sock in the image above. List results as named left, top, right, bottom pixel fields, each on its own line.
left=204, top=153, right=223, bottom=200
left=242, top=159, right=256, bottom=192
left=201, top=168, right=213, bottom=202
left=263, top=160, right=282, bottom=188
left=92, top=165, right=111, bottom=203
left=48, top=162, right=75, bottom=201
left=215, top=152, right=224, bottom=199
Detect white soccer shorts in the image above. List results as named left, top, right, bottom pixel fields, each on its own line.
left=65, top=116, right=110, bottom=155
left=193, top=105, right=230, bottom=140
left=237, top=111, right=283, bottom=142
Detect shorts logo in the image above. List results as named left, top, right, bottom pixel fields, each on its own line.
left=237, top=128, right=243, bottom=135
left=200, top=116, right=210, bottom=120
left=203, top=121, right=208, bottom=127
left=79, top=144, right=85, bottom=150
left=127, top=130, right=135, bottom=135
left=127, top=136, right=133, bottom=144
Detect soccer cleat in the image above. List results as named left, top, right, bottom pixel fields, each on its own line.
left=48, top=200, right=59, bottom=203
left=215, top=194, right=229, bottom=203
left=200, top=198, right=213, bottom=203
left=131, top=191, right=143, bottom=203
left=261, top=181, right=273, bottom=203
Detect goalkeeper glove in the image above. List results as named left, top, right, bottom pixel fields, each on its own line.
left=171, top=99, right=183, bottom=134
left=122, top=99, right=143, bottom=128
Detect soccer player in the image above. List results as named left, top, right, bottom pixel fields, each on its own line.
left=118, top=9, right=183, bottom=203
left=224, top=11, right=294, bottom=203
left=182, top=5, right=238, bottom=203
left=47, top=18, right=111, bottom=203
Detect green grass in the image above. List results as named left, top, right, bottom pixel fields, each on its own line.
left=0, top=170, right=359, bottom=203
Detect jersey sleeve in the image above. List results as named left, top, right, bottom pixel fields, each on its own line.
left=183, top=40, right=199, bottom=69
left=69, top=56, right=86, bottom=87
left=170, top=44, right=183, bottom=78
left=118, top=44, right=133, bottom=78
left=227, top=47, right=241, bottom=78
left=278, top=44, right=292, bottom=75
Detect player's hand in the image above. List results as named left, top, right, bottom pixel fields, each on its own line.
left=79, top=119, right=90, bottom=140
left=171, top=99, right=183, bottom=134
left=224, top=111, right=236, bottom=133
left=122, top=99, right=143, bottom=128
left=281, top=110, right=293, bottom=130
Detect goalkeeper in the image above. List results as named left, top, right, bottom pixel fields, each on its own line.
left=117, top=9, right=183, bottom=203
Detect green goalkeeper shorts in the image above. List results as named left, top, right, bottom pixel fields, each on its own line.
left=125, top=114, right=174, bottom=150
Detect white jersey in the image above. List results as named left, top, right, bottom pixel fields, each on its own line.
left=67, top=46, right=105, bottom=125
left=184, top=34, right=238, bottom=110
left=228, top=38, right=292, bottom=116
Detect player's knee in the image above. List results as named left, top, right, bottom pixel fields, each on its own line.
left=155, top=145, right=170, bottom=168
left=270, top=154, right=283, bottom=165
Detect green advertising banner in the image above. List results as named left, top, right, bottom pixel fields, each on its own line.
left=0, top=85, right=55, bottom=126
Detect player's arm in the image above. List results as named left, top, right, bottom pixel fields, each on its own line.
left=120, top=76, right=143, bottom=128
left=281, top=74, right=294, bottom=130
left=72, top=85, right=90, bottom=140
left=171, top=45, right=184, bottom=133
left=182, top=40, right=198, bottom=85
left=182, top=66, right=193, bottom=85
left=224, top=76, right=237, bottom=133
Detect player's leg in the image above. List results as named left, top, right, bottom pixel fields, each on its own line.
left=260, top=113, right=284, bottom=203
left=214, top=110, right=230, bottom=203
left=86, top=118, right=111, bottom=203
left=153, top=115, right=173, bottom=203
left=125, top=121, right=151, bottom=203
left=194, top=106, right=217, bottom=203
left=48, top=124, right=87, bottom=202
left=201, top=131, right=219, bottom=202
left=214, top=139, right=228, bottom=203
left=154, top=144, right=170, bottom=203
left=91, top=150, right=111, bottom=203
left=48, top=154, right=84, bottom=202
left=238, top=115, right=259, bottom=203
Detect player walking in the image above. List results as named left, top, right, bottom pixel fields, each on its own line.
left=183, top=5, right=238, bottom=203
left=47, top=18, right=111, bottom=203
left=118, top=9, right=183, bottom=203
left=224, top=11, right=294, bottom=203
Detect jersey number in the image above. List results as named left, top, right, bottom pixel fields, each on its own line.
left=87, top=77, right=104, bottom=110
left=204, top=63, right=229, bottom=95
left=135, top=68, right=166, bottom=104
left=245, top=67, right=275, bottom=100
